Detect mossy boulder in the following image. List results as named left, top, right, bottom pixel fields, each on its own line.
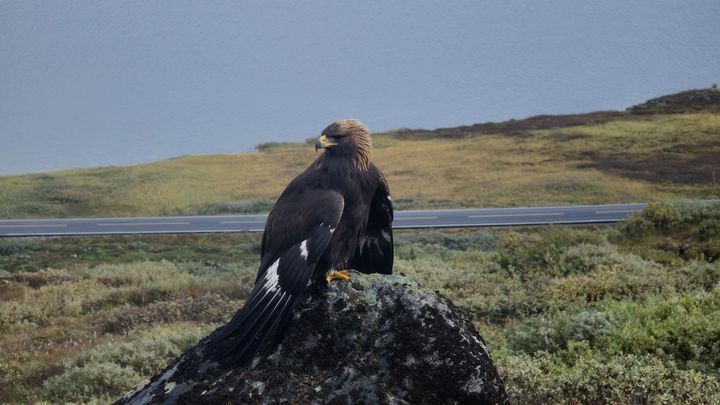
left=119, top=274, right=507, bottom=404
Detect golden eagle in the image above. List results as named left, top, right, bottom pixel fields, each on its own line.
left=209, top=119, right=393, bottom=365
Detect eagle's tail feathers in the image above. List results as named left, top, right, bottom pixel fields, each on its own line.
left=209, top=277, right=276, bottom=343
left=223, top=291, right=295, bottom=366
left=222, top=290, right=286, bottom=355
left=207, top=240, right=317, bottom=366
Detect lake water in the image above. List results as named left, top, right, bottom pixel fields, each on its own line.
left=1, top=1, right=718, bottom=175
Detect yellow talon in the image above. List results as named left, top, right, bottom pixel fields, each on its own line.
left=325, top=269, right=352, bottom=282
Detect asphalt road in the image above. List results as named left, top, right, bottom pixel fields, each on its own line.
left=0, top=203, right=647, bottom=237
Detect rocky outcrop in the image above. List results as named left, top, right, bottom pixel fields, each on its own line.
left=119, top=274, right=508, bottom=404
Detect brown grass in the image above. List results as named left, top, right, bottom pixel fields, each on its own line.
left=0, top=113, right=718, bottom=218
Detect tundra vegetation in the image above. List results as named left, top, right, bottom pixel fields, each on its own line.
left=0, top=89, right=719, bottom=403
left=1, top=202, right=719, bottom=403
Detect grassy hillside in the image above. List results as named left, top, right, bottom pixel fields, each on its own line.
left=1, top=201, right=719, bottom=403
left=1, top=89, right=719, bottom=219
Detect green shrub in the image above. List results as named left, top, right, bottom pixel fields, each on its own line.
left=12, top=268, right=78, bottom=288
left=43, top=362, right=140, bottom=403
left=127, top=241, right=152, bottom=252
left=599, top=289, right=720, bottom=371
left=72, top=327, right=209, bottom=375
left=679, top=261, right=720, bottom=291
left=454, top=272, right=535, bottom=323
left=175, top=259, right=256, bottom=280
left=77, top=262, right=198, bottom=311
left=699, top=217, right=720, bottom=239
left=545, top=250, right=682, bottom=305
left=497, top=351, right=720, bottom=404
left=82, top=261, right=185, bottom=286
left=620, top=214, right=653, bottom=236
left=557, top=243, right=623, bottom=275
left=394, top=230, right=498, bottom=252
left=80, top=284, right=179, bottom=314
left=43, top=325, right=212, bottom=403
left=625, top=201, right=720, bottom=234
left=0, top=238, right=44, bottom=256
left=496, top=228, right=603, bottom=279
left=0, top=279, right=105, bottom=330
left=643, top=202, right=685, bottom=230
left=99, top=294, right=237, bottom=334
left=507, top=310, right=608, bottom=354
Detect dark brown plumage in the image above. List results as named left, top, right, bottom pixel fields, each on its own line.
left=209, top=119, right=393, bottom=366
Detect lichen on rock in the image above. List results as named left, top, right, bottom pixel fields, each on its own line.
left=118, top=274, right=508, bottom=404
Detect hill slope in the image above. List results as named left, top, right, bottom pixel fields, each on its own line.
left=0, top=88, right=718, bottom=219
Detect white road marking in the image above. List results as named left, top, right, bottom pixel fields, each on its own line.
left=395, top=216, right=439, bottom=220
left=219, top=220, right=266, bottom=224
left=398, top=203, right=647, bottom=213
left=97, top=222, right=191, bottom=226
left=595, top=209, right=640, bottom=214
left=468, top=212, right=564, bottom=218
left=393, top=218, right=621, bottom=229
left=0, top=224, right=67, bottom=228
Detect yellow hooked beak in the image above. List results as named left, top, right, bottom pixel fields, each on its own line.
left=315, top=134, right=337, bottom=151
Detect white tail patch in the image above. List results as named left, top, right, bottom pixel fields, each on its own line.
left=299, top=240, right=308, bottom=260
left=261, top=258, right=281, bottom=292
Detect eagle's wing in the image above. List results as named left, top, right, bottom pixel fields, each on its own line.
left=209, top=189, right=344, bottom=366
left=349, top=174, right=394, bottom=274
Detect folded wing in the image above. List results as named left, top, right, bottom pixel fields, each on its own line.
left=208, top=190, right=344, bottom=366
left=349, top=175, right=393, bottom=275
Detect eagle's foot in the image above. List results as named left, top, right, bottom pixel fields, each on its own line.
left=325, top=269, right=352, bottom=283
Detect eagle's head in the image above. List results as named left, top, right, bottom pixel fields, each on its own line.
left=315, top=119, right=372, bottom=170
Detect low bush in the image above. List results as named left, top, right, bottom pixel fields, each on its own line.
left=557, top=243, right=624, bottom=275
left=498, top=351, right=720, bottom=404
left=599, top=289, right=720, bottom=371
left=507, top=309, right=609, bottom=354
left=624, top=201, right=720, bottom=235
left=11, top=268, right=78, bottom=288
left=72, top=326, right=211, bottom=375
left=545, top=254, right=672, bottom=305
left=43, top=325, right=212, bottom=403
left=100, top=293, right=237, bottom=334
left=496, top=227, right=603, bottom=279
left=43, top=361, right=140, bottom=403
left=678, top=260, right=720, bottom=291
left=699, top=217, right=720, bottom=239
left=0, top=237, right=45, bottom=256
left=394, top=230, right=498, bottom=252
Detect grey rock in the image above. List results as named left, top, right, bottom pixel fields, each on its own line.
left=118, top=274, right=508, bottom=404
